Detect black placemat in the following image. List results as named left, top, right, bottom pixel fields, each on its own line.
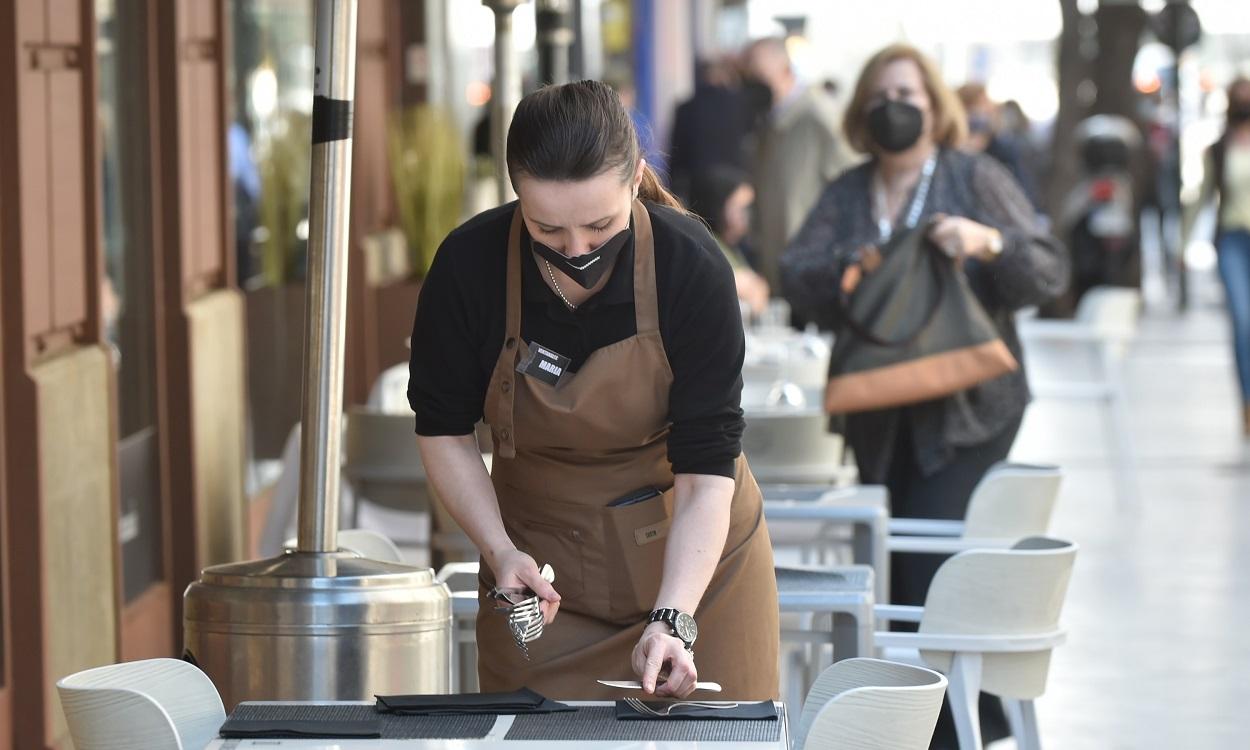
left=505, top=704, right=784, bottom=742
left=227, top=703, right=495, bottom=740
left=376, top=687, right=573, bottom=715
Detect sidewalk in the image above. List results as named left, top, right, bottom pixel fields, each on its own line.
left=1012, top=299, right=1250, bottom=748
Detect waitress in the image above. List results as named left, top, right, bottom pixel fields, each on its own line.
left=408, top=80, right=779, bottom=701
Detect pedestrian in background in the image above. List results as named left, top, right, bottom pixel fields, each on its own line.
left=742, top=37, right=850, bottom=292
left=668, top=58, right=751, bottom=205
left=686, top=165, right=771, bottom=317
left=780, top=43, right=1068, bottom=748
left=957, top=83, right=1041, bottom=210
left=1188, top=77, right=1250, bottom=437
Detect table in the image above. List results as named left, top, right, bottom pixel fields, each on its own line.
left=763, top=485, right=890, bottom=603
left=204, top=700, right=790, bottom=749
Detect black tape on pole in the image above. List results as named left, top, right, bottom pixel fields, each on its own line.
left=312, top=95, right=353, bottom=144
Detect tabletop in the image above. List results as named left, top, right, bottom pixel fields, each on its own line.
left=203, top=700, right=790, bottom=749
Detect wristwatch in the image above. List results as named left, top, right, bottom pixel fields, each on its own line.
left=648, top=608, right=698, bottom=652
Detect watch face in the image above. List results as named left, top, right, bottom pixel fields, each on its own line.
left=675, top=612, right=698, bottom=643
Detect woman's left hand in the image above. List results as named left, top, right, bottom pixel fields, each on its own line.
left=928, top=214, right=1002, bottom=262
left=631, top=622, right=698, bottom=699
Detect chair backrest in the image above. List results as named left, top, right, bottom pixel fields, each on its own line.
left=57, top=658, right=225, bottom=750
left=919, top=537, right=1078, bottom=700
left=344, top=406, right=431, bottom=512
left=1074, top=286, right=1141, bottom=340
left=741, top=409, right=845, bottom=484
left=962, top=462, right=1062, bottom=539
left=344, top=406, right=426, bottom=477
left=284, top=528, right=406, bottom=562
left=797, top=658, right=947, bottom=750
left=366, top=362, right=411, bottom=413
left=337, top=528, right=406, bottom=562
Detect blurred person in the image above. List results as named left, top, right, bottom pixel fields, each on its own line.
left=1187, top=77, right=1250, bottom=436
left=668, top=58, right=751, bottom=204
left=957, top=83, right=1040, bottom=209
left=686, top=166, right=770, bottom=316
left=780, top=44, right=1067, bottom=748
left=743, top=36, right=850, bottom=291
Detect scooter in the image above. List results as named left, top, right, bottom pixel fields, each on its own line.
left=1058, top=115, right=1143, bottom=306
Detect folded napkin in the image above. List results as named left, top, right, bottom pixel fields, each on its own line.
left=615, top=700, right=778, bottom=721
left=375, top=687, right=574, bottom=715
left=219, top=717, right=382, bottom=739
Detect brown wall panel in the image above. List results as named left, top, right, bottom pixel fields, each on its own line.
left=45, top=0, right=80, bottom=43
left=176, top=56, right=199, bottom=291
left=343, top=0, right=402, bottom=405
left=2, top=1, right=115, bottom=744
left=152, top=0, right=243, bottom=636
left=0, top=111, right=12, bottom=750
left=48, top=68, right=89, bottom=332
left=17, top=48, right=52, bottom=356
left=194, top=58, right=224, bottom=283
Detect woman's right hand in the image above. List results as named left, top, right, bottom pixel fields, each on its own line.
left=489, top=547, right=562, bottom=624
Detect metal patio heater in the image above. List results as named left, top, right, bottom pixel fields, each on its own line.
left=183, top=0, right=451, bottom=709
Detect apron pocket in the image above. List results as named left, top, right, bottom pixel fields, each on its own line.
left=512, top=518, right=587, bottom=602
left=604, top=487, right=674, bottom=623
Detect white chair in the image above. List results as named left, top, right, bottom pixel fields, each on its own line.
left=283, top=528, right=406, bottom=563
left=57, top=658, right=225, bottom=750
left=873, top=537, right=1078, bottom=750
left=887, top=463, right=1062, bottom=555
left=775, top=565, right=876, bottom=713
left=366, top=361, right=411, bottom=413
left=343, top=406, right=432, bottom=550
left=1018, top=286, right=1140, bottom=503
left=795, top=658, right=947, bottom=750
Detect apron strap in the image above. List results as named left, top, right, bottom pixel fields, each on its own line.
left=631, top=201, right=660, bottom=334
left=489, top=200, right=658, bottom=458
left=488, top=206, right=526, bottom=459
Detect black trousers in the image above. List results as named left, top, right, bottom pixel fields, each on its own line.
left=883, top=414, right=1023, bottom=750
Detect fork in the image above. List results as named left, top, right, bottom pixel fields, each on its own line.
left=623, top=698, right=740, bottom=717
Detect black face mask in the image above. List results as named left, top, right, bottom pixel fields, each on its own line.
left=867, top=100, right=925, bottom=153
left=531, top=226, right=632, bottom=289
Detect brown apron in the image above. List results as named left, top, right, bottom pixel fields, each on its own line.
left=478, top=201, right=779, bottom=700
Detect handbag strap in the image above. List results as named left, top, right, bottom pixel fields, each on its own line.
left=876, top=154, right=938, bottom=241
left=836, top=231, right=947, bottom=349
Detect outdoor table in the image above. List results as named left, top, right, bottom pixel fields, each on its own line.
left=203, top=700, right=791, bottom=749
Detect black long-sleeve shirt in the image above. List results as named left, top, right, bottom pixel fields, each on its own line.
left=408, top=200, right=746, bottom=478
left=780, top=149, right=1069, bottom=479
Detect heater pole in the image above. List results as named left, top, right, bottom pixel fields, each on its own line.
left=296, top=0, right=359, bottom=552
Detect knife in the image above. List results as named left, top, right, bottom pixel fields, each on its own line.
left=597, top=679, right=723, bottom=693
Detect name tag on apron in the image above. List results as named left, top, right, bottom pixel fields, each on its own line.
left=516, top=343, right=572, bottom=387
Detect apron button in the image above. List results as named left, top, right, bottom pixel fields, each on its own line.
left=505, top=337, right=517, bottom=349
left=501, top=381, right=512, bottom=393
left=500, top=428, right=511, bottom=441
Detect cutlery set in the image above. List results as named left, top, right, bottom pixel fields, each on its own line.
left=489, top=563, right=556, bottom=660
